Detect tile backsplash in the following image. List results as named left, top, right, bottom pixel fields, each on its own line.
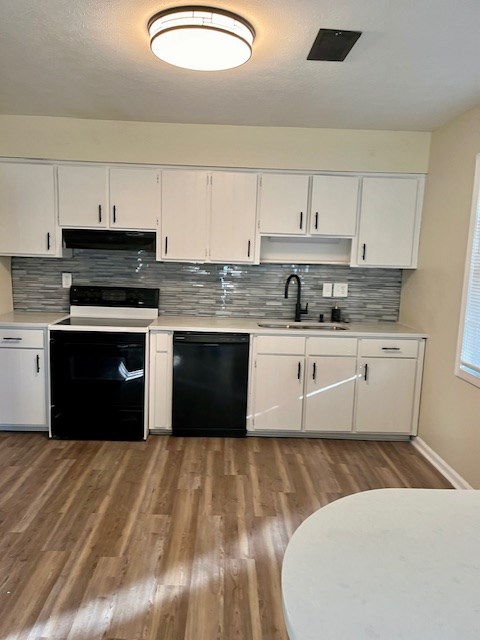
left=12, top=249, right=402, bottom=322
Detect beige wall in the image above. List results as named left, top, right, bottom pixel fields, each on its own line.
left=0, top=115, right=430, bottom=173
left=0, top=257, right=13, bottom=314
left=400, top=107, right=480, bottom=488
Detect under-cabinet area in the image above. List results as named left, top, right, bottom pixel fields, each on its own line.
left=0, top=158, right=425, bottom=268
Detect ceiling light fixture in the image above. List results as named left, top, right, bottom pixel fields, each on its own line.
left=148, top=6, right=255, bottom=71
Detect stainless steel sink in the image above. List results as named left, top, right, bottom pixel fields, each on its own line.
left=257, top=321, right=348, bottom=331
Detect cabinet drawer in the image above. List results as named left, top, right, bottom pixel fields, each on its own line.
left=152, top=332, right=172, bottom=352
left=254, top=335, right=305, bottom=355
left=359, top=338, right=419, bottom=358
left=307, top=337, right=357, bottom=356
left=0, top=329, right=44, bottom=349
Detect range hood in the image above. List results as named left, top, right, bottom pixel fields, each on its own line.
left=62, top=229, right=156, bottom=252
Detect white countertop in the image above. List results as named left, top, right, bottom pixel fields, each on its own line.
left=149, top=315, right=427, bottom=338
left=0, top=312, right=427, bottom=337
left=0, top=311, right=68, bottom=327
left=282, top=488, right=480, bottom=640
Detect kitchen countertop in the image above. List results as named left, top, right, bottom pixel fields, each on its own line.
left=149, top=315, right=428, bottom=337
left=282, top=488, right=480, bottom=640
left=0, top=311, right=68, bottom=327
left=0, top=312, right=427, bottom=337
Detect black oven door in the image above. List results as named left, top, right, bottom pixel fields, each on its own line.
left=50, top=331, right=146, bottom=440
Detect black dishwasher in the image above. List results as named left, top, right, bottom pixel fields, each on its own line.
left=172, top=332, right=249, bottom=437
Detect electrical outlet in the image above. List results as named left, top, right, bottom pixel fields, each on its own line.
left=333, top=282, right=348, bottom=297
left=62, top=272, right=72, bottom=288
left=322, top=283, right=333, bottom=297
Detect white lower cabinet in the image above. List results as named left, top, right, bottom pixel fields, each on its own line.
left=304, top=356, right=357, bottom=432
left=249, top=334, right=424, bottom=437
left=148, top=331, right=173, bottom=432
left=0, top=329, right=47, bottom=428
left=354, top=338, right=422, bottom=435
left=250, top=335, right=357, bottom=434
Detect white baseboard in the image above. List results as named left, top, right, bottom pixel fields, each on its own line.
left=411, top=437, right=473, bottom=490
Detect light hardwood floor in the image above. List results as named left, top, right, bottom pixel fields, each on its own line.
left=0, top=433, right=451, bottom=640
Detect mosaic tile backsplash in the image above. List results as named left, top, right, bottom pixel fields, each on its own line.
left=12, top=250, right=402, bottom=322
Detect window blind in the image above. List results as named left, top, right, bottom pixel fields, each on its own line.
left=460, top=191, right=480, bottom=378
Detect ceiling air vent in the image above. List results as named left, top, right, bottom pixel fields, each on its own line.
left=307, top=28, right=361, bottom=62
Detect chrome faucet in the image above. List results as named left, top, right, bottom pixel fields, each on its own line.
left=284, top=274, right=308, bottom=322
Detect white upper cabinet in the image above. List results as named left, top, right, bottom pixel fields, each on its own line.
left=159, top=170, right=258, bottom=263
left=109, top=167, right=159, bottom=230
left=309, top=175, right=359, bottom=237
left=352, top=176, right=424, bottom=268
left=160, top=170, right=209, bottom=262
left=0, top=162, right=57, bottom=256
left=58, top=165, right=108, bottom=228
left=58, top=165, right=159, bottom=230
left=258, top=174, right=309, bottom=235
left=209, top=172, right=257, bottom=263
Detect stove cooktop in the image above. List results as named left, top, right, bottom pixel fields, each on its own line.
left=54, top=317, right=154, bottom=328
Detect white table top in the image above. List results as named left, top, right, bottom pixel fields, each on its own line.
left=282, top=488, right=480, bottom=640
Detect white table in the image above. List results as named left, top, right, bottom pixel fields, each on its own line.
left=282, top=488, right=480, bottom=640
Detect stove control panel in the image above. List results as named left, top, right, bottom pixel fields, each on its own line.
left=70, top=286, right=159, bottom=309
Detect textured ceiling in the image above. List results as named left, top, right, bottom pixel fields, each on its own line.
left=1, top=0, right=479, bottom=131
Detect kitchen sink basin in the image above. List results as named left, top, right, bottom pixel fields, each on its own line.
left=257, top=321, right=348, bottom=331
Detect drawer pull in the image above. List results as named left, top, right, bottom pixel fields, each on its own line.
left=381, top=347, right=401, bottom=351
left=2, top=337, right=22, bottom=341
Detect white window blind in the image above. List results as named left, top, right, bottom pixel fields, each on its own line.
left=457, top=155, right=480, bottom=387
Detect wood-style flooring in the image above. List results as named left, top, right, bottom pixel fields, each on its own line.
left=0, top=433, right=451, bottom=640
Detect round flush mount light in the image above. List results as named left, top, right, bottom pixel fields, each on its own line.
left=148, top=6, right=255, bottom=71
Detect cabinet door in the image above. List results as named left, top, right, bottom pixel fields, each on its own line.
left=209, top=172, right=257, bottom=262
left=258, top=174, right=309, bottom=235
left=109, top=167, right=159, bottom=230
left=355, top=357, right=417, bottom=434
left=0, top=349, right=46, bottom=426
left=149, top=350, right=172, bottom=431
left=251, top=354, right=304, bottom=431
left=304, top=356, right=356, bottom=432
left=310, top=176, right=359, bottom=236
left=355, top=177, right=421, bottom=267
left=160, top=171, right=209, bottom=261
left=0, top=163, right=56, bottom=256
left=58, top=165, right=108, bottom=228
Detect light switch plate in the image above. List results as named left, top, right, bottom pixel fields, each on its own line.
left=333, top=282, right=348, bottom=297
left=322, top=283, right=333, bottom=297
left=62, top=272, right=72, bottom=288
